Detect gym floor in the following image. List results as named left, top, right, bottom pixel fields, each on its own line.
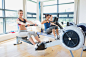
left=0, top=35, right=86, bottom=57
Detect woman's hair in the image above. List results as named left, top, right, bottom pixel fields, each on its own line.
left=53, top=17, right=58, bottom=22
left=50, top=15, right=52, bottom=17
left=44, top=14, right=50, bottom=18
left=18, top=10, right=23, bottom=13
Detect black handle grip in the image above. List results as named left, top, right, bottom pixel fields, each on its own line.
left=57, top=22, right=63, bottom=29
left=25, top=24, right=38, bottom=27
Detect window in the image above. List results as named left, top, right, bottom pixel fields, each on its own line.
left=5, top=0, right=23, bottom=10
left=59, top=4, right=74, bottom=12
left=59, top=0, right=74, bottom=4
left=0, top=0, right=2, bottom=9
left=43, top=5, right=57, bottom=13
left=69, top=14, right=74, bottom=17
left=59, top=15, right=67, bottom=17
left=0, top=10, right=3, bottom=17
left=6, top=18, right=17, bottom=32
left=27, top=1, right=37, bottom=13
left=5, top=11, right=18, bottom=17
left=58, top=18, right=73, bottom=23
left=43, top=0, right=57, bottom=5
left=0, top=19, right=3, bottom=34
left=58, top=18, right=73, bottom=27
left=52, top=15, right=57, bottom=17
left=27, top=18, right=36, bottom=21
left=27, top=14, right=32, bottom=17
left=33, top=15, right=36, bottom=17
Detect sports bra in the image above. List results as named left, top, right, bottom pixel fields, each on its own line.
left=44, top=20, right=50, bottom=31
left=18, top=18, right=26, bottom=26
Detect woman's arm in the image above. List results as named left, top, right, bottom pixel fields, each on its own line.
left=16, top=19, right=26, bottom=25
left=51, top=23, right=58, bottom=26
left=25, top=19, right=37, bottom=26
left=41, top=20, right=49, bottom=24
left=25, top=19, right=34, bottom=24
left=49, top=15, right=53, bottom=21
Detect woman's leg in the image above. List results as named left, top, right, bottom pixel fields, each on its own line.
left=52, top=29, right=56, bottom=38
left=34, top=36, right=41, bottom=43
left=29, top=38, right=36, bottom=45
left=56, top=29, right=59, bottom=36
left=18, top=32, right=36, bottom=45
left=29, top=31, right=41, bottom=43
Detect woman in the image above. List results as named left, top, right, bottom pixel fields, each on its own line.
left=16, top=10, right=41, bottom=45
left=50, top=17, right=59, bottom=39
left=41, top=14, right=51, bottom=31
left=41, top=14, right=59, bottom=39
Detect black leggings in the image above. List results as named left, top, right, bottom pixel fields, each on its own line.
left=45, top=26, right=58, bottom=34
left=50, top=25, right=58, bottom=29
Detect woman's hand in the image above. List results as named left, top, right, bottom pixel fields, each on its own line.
left=50, top=15, right=53, bottom=21
left=46, top=21, right=49, bottom=23
left=27, top=24, right=30, bottom=27
left=51, top=23, right=55, bottom=25
left=35, top=24, right=37, bottom=26
left=56, top=25, right=58, bottom=26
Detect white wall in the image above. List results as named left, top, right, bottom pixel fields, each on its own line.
left=79, top=0, right=86, bottom=23
left=0, top=33, right=18, bottom=42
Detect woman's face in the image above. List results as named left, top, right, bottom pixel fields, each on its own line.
left=18, top=11, right=23, bottom=17
left=46, top=15, right=50, bottom=20
left=50, top=15, right=53, bottom=18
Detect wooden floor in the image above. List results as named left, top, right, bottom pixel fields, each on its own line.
left=0, top=35, right=86, bottom=57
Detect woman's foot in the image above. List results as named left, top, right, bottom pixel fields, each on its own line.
left=57, top=35, right=60, bottom=40
left=55, top=35, right=60, bottom=40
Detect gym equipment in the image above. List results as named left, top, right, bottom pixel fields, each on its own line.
left=25, top=24, right=38, bottom=27
left=77, top=23, right=86, bottom=33
left=67, top=22, right=86, bottom=33
left=14, top=22, right=85, bottom=57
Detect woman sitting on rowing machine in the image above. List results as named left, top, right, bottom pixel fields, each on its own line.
left=41, top=14, right=59, bottom=40
left=16, top=10, right=41, bottom=46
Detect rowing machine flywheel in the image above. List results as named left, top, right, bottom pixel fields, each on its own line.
left=60, top=26, right=85, bottom=50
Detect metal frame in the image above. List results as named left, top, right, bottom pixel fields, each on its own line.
left=39, top=1, right=41, bottom=22
left=43, top=2, right=74, bottom=7
left=27, top=12, right=36, bottom=18
left=27, top=0, right=37, bottom=3
left=2, top=0, right=6, bottom=33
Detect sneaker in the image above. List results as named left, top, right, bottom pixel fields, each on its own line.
left=55, top=36, right=57, bottom=40
left=57, top=35, right=60, bottom=40
left=55, top=35, right=60, bottom=40
left=83, top=49, right=86, bottom=51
